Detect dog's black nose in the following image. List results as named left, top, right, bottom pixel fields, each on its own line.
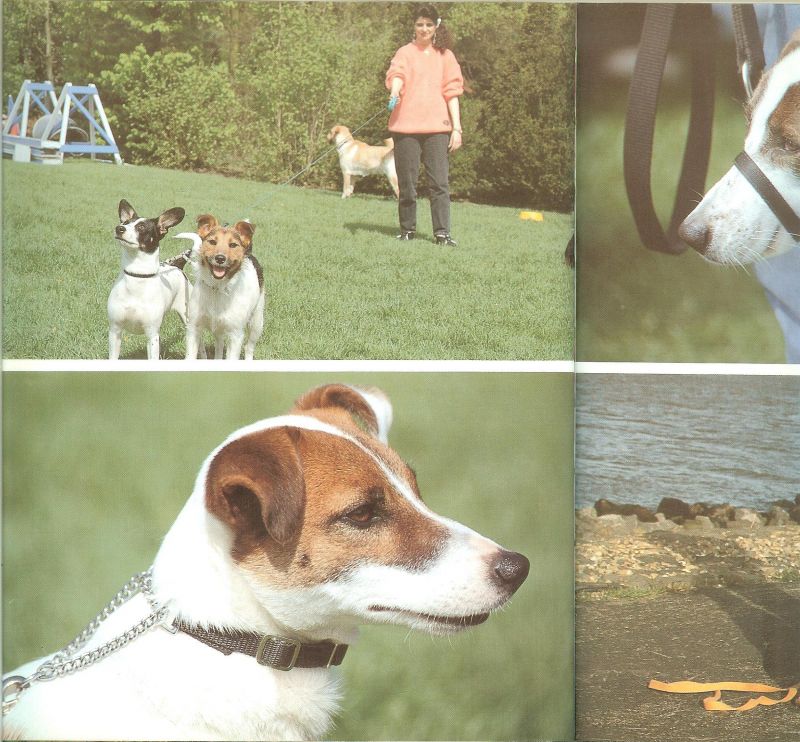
left=214, top=254, right=226, bottom=265
left=115, top=225, right=125, bottom=235
left=491, top=550, right=529, bottom=593
left=678, top=217, right=712, bottom=255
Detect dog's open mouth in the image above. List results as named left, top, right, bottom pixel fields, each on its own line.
left=115, top=235, right=138, bottom=247
left=369, top=605, right=490, bottom=627
left=207, top=261, right=229, bottom=280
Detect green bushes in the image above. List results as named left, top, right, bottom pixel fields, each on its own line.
left=3, top=1, right=575, bottom=211
left=101, top=47, right=243, bottom=172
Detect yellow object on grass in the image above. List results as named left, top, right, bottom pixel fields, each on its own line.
left=519, top=211, right=544, bottom=221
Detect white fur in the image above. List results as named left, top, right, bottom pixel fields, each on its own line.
left=4, top=407, right=521, bottom=740
left=679, top=47, right=800, bottom=264
left=176, top=233, right=266, bottom=361
left=108, top=219, right=191, bottom=360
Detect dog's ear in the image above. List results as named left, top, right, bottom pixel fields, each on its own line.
left=233, top=220, right=255, bottom=251
left=196, top=214, right=219, bottom=239
left=157, top=208, right=185, bottom=235
left=206, top=428, right=305, bottom=546
left=119, top=199, right=137, bottom=222
left=292, top=384, right=393, bottom=443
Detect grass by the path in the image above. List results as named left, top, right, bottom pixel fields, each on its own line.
left=2, top=160, right=573, bottom=360
left=3, top=372, right=575, bottom=740
left=577, top=90, right=786, bottom=362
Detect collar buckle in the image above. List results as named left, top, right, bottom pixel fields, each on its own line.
left=326, top=642, right=342, bottom=668
left=256, top=635, right=301, bottom=671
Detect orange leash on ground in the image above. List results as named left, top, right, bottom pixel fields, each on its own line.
left=649, top=679, right=800, bottom=711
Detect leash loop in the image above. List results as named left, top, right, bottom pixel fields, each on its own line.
left=623, top=3, right=716, bottom=254
left=2, top=676, right=28, bottom=715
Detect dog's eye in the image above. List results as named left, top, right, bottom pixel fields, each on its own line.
left=783, top=137, right=800, bottom=155
left=342, top=503, right=379, bottom=528
left=208, top=239, right=217, bottom=246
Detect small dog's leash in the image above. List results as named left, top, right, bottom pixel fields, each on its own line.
left=278, top=107, right=387, bottom=188
left=236, top=107, right=388, bottom=219
left=649, top=678, right=800, bottom=711
left=2, top=569, right=168, bottom=715
left=2, top=568, right=349, bottom=715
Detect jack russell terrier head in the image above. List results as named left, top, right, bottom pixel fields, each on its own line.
left=195, top=214, right=255, bottom=282
left=679, top=31, right=800, bottom=264
left=159, top=384, right=529, bottom=640
left=115, top=199, right=185, bottom=254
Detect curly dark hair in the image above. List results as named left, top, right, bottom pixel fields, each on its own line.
left=412, top=4, right=454, bottom=51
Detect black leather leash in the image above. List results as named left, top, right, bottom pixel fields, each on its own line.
left=623, top=4, right=715, bottom=255
left=623, top=4, right=769, bottom=254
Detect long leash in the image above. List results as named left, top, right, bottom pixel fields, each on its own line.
left=278, top=107, right=387, bottom=188
left=623, top=3, right=767, bottom=254
left=236, top=106, right=388, bottom=219
left=623, top=3, right=715, bottom=255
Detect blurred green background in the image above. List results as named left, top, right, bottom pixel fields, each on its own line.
left=576, top=4, right=785, bottom=362
left=3, top=372, right=574, bottom=741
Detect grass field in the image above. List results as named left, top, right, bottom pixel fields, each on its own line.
left=577, top=87, right=786, bottom=362
left=2, top=160, right=573, bottom=360
left=3, top=372, right=575, bottom=740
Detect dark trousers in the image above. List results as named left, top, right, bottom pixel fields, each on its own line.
left=392, top=132, right=451, bottom=235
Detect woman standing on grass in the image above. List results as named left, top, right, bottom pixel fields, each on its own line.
left=386, top=5, right=464, bottom=246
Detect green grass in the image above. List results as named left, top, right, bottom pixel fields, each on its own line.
left=577, top=89, right=785, bottom=362
left=3, top=372, right=575, bottom=741
left=2, top=161, right=573, bottom=360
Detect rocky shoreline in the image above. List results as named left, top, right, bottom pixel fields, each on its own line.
left=577, top=496, right=800, bottom=589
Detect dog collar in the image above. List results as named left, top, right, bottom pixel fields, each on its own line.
left=124, top=268, right=158, bottom=278
left=734, top=152, right=800, bottom=242
left=173, top=620, right=348, bottom=671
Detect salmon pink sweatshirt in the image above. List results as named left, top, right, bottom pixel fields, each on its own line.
left=385, top=43, right=464, bottom=134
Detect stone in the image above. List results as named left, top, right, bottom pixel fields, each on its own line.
left=791, top=505, right=800, bottom=524
left=766, top=506, right=791, bottom=527
left=657, top=497, right=691, bottom=520
left=576, top=506, right=597, bottom=520
left=734, top=508, right=764, bottom=527
left=688, top=515, right=715, bottom=530
left=594, top=498, right=657, bottom=522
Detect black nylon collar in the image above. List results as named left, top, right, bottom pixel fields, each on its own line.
left=734, top=151, right=800, bottom=242
left=123, top=269, right=158, bottom=278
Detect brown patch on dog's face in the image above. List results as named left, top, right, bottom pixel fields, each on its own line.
left=765, top=83, right=800, bottom=175
left=196, top=217, right=255, bottom=281
left=206, top=424, right=444, bottom=591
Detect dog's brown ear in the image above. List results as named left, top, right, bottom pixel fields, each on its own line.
left=233, top=220, right=255, bottom=251
left=196, top=214, right=219, bottom=239
left=205, top=428, right=305, bottom=546
left=292, top=384, right=393, bottom=443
